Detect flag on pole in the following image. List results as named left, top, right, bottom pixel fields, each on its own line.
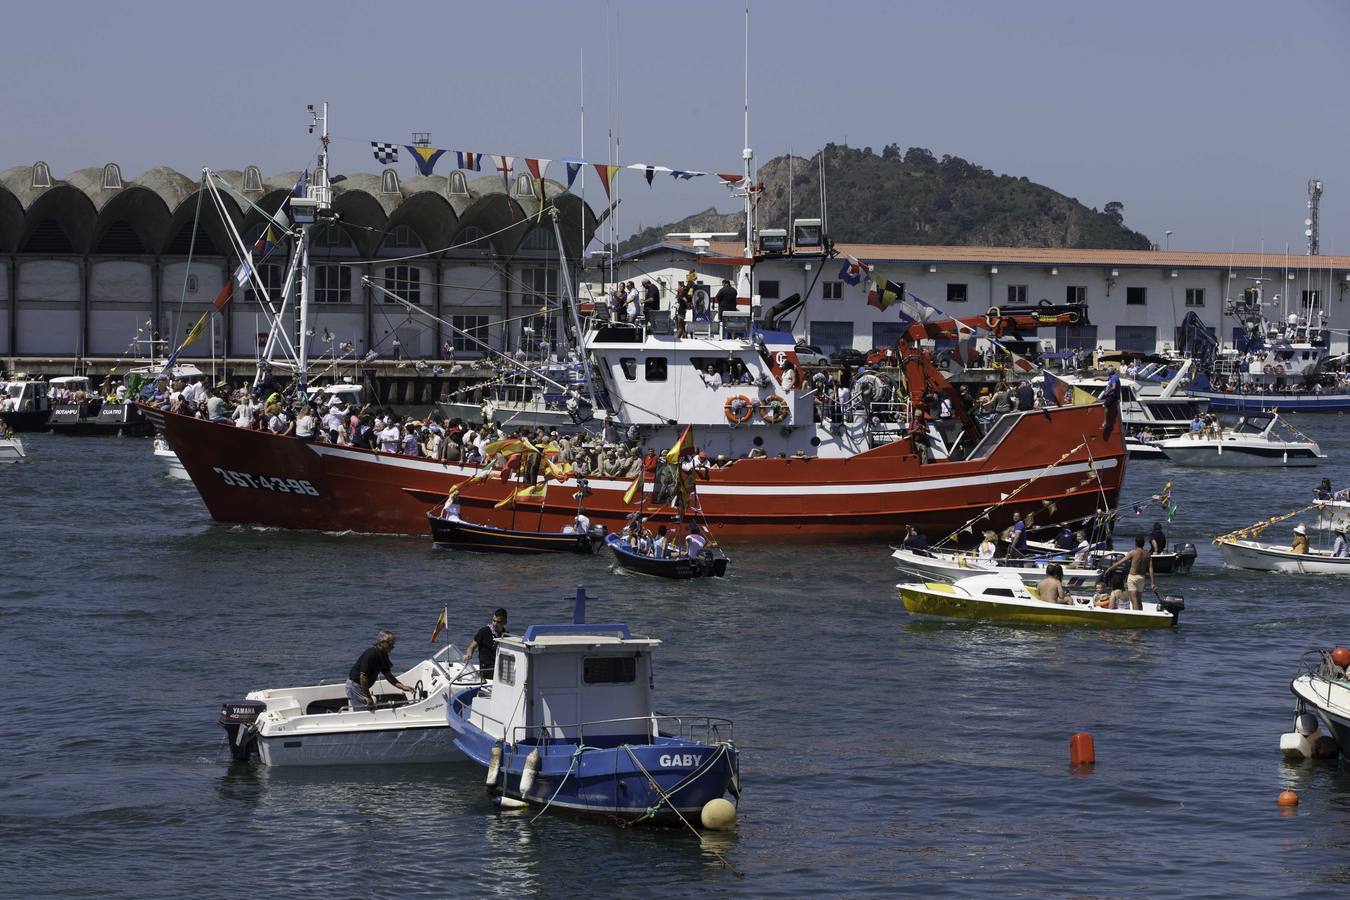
left=664, top=425, right=693, bottom=463
left=593, top=164, right=620, bottom=199
left=213, top=259, right=254, bottom=312
left=562, top=158, right=584, bottom=190
left=455, top=151, right=483, bottom=171
left=866, top=274, right=903, bottom=310
left=623, top=470, right=644, bottom=505
left=405, top=146, right=448, bottom=177
left=1042, top=372, right=1072, bottom=406
left=430, top=607, right=447, bottom=644
left=491, top=155, right=515, bottom=192
left=371, top=142, right=399, bottom=164
left=182, top=311, right=209, bottom=347
left=837, top=255, right=869, bottom=286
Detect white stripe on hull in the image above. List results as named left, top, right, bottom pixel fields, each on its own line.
left=256, top=725, right=461, bottom=766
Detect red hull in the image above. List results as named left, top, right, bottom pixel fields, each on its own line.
left=143, top=404, right=1125, bottom=542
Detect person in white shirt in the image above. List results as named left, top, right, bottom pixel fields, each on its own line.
left=183, top=380, right=206, bottom=404
left=625, top=284, right=641, bottom=321
left=703, top=366, right=723, bottom=390
left=378, top=422, right=401, bottom=453
left=565, top=512, right=591, bottom=535
left=114, top=383, right=128, bottom=402
left=295, top=405, right=317, bottom=441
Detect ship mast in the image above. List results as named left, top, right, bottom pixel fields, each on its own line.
left=288, top=101, right=333, bottom=394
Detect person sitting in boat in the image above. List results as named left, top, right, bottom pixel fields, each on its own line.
left=1149, top=522, right=1167, bottom=555
left=902, top=525, right=929, bottom=554
left=1054, top=525, right=1077, bottom=552
left=441, top=492, right=461, bottom=520
left=685, top=523, right=709, bottom=559
left=346, top=630, right=417, bottom=711
left=462, top=609, right=509, bottom=682
left=977, top=530, right=999, bottom=563
left=1314, top=478, right=1334, bottom=501
left=1037, top=563, right=1071, bottom=605
left=1189, top=414, right=1203, bottom=439
left=1291, top=524, right=1310, bottom=555
left=1333, top=527, right=1348, bottom=558
left=652, top=525, right=670, bottom=559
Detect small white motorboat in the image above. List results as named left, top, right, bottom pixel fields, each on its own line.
left=1288, top=648, right=1350, bottom=755
left=1126, top=436, right=1167, bottom=460
left=153, top=436, right=188, bottom=480
left=217, top=643, right=474, bottom=766
left=0, top=435, right=26, bottom=464
left=891, top=545, right=1102, bottom=588
left=897, top=573, right=1183, bottom=629
left=1215, top=536, right=1350, bottom=575
left=1153, top=412, right=1324, bottom=467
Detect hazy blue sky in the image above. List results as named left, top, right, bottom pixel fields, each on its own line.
left=3, top=0, right=1347, bottom=254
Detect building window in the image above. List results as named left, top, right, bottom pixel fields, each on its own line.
left=315, top=265, right=352, bottom=303
left=947, top=283, right=968, bottom=303
left=1185, top=288, right=1205, bottom=307
left=246, top=264, right=285, bottom=306
left=759, top=280, right=780, bottom=300
left=451, top=315, right=491, bottom=353
left=822, top=281, right=843, bottom=300
left=101, top=163, right=123, bottom=190
left=242, top=166, right=264, bottom=193
left=521, top=267, right=559, bottom=303
left=1302, top=289, right=1322, bottom=310
left=497, top=654, right=516, bottom=686
left=186, top=275, right=199, bottom=294
left=1115, top=325, right=1157, bottom=352
left=645, top=357, right=668, bottom=382
left=619, top=357, right=637, bottom=381
left=380, top=169, right=400, bottom=195
left=1007, top=284, right=1027, bottom=304
left=314, top=225, right=354, bottom=250
left=383, top=225, right=423, bottom=250
left=583, top=656, right=636, bottom=684
left=455, top=226, right=490, bottom=252
left=448, top=170, right=469, bottom=195
left=519, top=228, right=556, bottom=252
left=383, top=266, right=421, bottom=304
left=1055, top=324, right=1098, bottom=350
left=31, top=161, right=52, bottom=189
left=1066, top=285, right=1087, bottom=304
left=1126, top=287, right=1147, bottom=306
left=513, top=173, right=536, bottom=198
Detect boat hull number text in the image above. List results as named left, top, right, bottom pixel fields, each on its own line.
left=213, top=467, right=320, bottom=496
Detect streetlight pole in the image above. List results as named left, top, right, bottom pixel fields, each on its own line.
left=1165, top=230, right=1173, bottom=251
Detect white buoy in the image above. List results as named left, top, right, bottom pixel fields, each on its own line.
left=1281, top=731, right=1313, bottom=760
left=700, top=798, right=737, bottom=831
left=519, top=748, right=541, bottom=796
left=493, top=795, right=529, bottom=810
left=1295, top=714, right=1320, bottom=737
left=486, top=744, right=502, bottom=785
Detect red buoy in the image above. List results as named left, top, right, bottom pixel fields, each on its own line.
left=1331, top=647, right=1350, bottom=669
left=1069, top=732, right=1095, bottom=767
left=1277, top=790, right=1299, bottom=807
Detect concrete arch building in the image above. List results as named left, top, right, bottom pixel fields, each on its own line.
left=0, top=162, right=598, bottom=366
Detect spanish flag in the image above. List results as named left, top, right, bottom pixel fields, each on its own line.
left=623, top=470, right=644, bottom=505
left=430, top=607, right=447, bottom=644
left=664, top=425, right=694, bottom=463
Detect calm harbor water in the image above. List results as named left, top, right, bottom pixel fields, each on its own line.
left=3, top=423, right=1350, bottom=897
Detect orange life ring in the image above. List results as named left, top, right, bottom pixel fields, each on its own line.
left=758, top=395, right=789, bottom=424
left=724, top=394, right=754, bottom=424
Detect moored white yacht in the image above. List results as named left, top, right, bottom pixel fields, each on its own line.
left=1154, top=411, right=1324, bottom=467
left=1290, top=649, right=1350, bottom=752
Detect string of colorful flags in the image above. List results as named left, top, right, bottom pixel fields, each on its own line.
left=363, top=138, right=747, bottom=200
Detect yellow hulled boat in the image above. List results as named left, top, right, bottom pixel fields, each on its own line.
left=898, top=574, right=1181, bottom=629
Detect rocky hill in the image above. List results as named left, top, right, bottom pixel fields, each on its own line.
left=619, top=143, right=1151, bottom=253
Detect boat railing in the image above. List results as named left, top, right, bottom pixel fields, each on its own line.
left=506, top=713, right=734, bottom=747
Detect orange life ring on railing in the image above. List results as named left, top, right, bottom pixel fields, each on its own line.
left=724, top=394, right=754, bottom=424
left=758, top=395, right=789, bottom=424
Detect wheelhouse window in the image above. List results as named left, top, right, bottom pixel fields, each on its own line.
left=644, top=357, right=668, bottom=382
left=1007, top=284, right=1028, bottom=304
left=497, top=654, right=516, bottom=686
left=314, top=265, right=351, bottom=303
left=1126, top=287, right=1147, bottom=306
left=383, top=266, right=421, bottom=304
left=822, top=281, right=843, bottom=300
left=451, top=315, right=491, bottom=353
left=947, top=283, right=968, bottom=303
left=619, top=357, right=637, bottom=381
left=1185, top=288, right=1205, bottom=307
left=583, top=656, right=636, bottom=684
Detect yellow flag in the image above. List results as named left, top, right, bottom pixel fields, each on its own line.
left=623, top=471, right=643, bottom=505
left=493, top=487, right=520, bottom=509
left=182, top=311, right=209, bottom=347
left=664, top=425, right=693, bottom=463
left=1071, top=387, right=1097, bottom=406
left=517, top=483, right=547, bottom=504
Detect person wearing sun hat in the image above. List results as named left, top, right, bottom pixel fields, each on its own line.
left=1332, top=526, right=1349, bottom=558
left=1291, top=523, right=1310, bottom=555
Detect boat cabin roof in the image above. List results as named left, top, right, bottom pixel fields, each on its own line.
left=49, top=376, right=91, bottom=387
left=499, top=623, right=661, bottom=653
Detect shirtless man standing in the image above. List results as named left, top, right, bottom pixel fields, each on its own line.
left=1102, top=534, right=1155, bottom=611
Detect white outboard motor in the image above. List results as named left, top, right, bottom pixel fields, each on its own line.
left=218, top=699, right=266, bottom=761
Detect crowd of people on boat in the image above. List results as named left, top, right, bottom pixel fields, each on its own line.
left=616, top=517, right=714, bottom=561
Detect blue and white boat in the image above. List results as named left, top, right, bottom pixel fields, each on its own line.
left=447, top=588, right=740, bottom=826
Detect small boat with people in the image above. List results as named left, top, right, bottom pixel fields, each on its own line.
left=897, top=572, right=1184, bottom=629
left=1287, top=647, right=1350, bottom=756
left=1214, top=506, right=1350, bottom=574
left=890, top=543, right=1102, bottom=588
left=606, top=529, right=730, bottom=579
left=428, top=511, right=607, bottom=554
left=447, top=588, right=741, bottom=826
left=217, top=640, right=472, bottom=766
left=0, top=377, right=54, bottom=432
left=1153, top=411, right=1324, bottom=467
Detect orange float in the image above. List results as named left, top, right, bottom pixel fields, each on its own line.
left=1331, top=646, right=1350, bottom=668
left=1277, top=790, right=1299, bottom=807
left=1069, top=732, right=1095, bottom=767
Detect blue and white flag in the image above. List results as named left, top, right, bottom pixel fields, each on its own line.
left=561, top=158, right=585, bottom=190
left=837, top=255, right=869, bottom=286
left=455, top=151, right=483, bottom=171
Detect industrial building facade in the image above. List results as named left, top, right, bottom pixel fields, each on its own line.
left=0, top=162, right=596, bottom=366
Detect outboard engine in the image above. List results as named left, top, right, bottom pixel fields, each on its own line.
left=1158, top=595, right=1185, bottom=624
left=1174, top=542, right=1198, bottom=575
left=218, top=699, right=266, bottom=761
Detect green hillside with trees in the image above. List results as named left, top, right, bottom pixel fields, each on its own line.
left=619, top=143, right=1151, bottom=253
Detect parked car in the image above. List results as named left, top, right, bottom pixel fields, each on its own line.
left=793, top=343, right=831, bottom=366
left=829, top=347, right=868, bottom=367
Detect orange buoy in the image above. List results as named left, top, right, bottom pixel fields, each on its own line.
left=1332, top=647, right=1350, bottom=668
left=1277, top=790, right=1299, bottom=807
left=1069, top=732, right=1095, bottom=767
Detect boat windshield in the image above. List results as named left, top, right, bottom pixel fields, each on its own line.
left=965, top=411, right=1022, bottom=460
left=7, top=384, right=24, bottom=399
left=1233, top=414, right=1274, bottom=435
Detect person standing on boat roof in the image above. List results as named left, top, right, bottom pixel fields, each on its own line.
left=1101, top=534, right=1154, bottom=610
left=715, top=279, right=738, bottom=320
left=462, top=609, right=509, bottom=681
left=346, top=630, right=416, bottom=711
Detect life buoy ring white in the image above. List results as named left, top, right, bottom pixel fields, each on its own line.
left=758, top=395, right=789, bottom=424
left=725, top=394, right=753, bottom=424
left=986, top=306, right=1001, bottom=328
